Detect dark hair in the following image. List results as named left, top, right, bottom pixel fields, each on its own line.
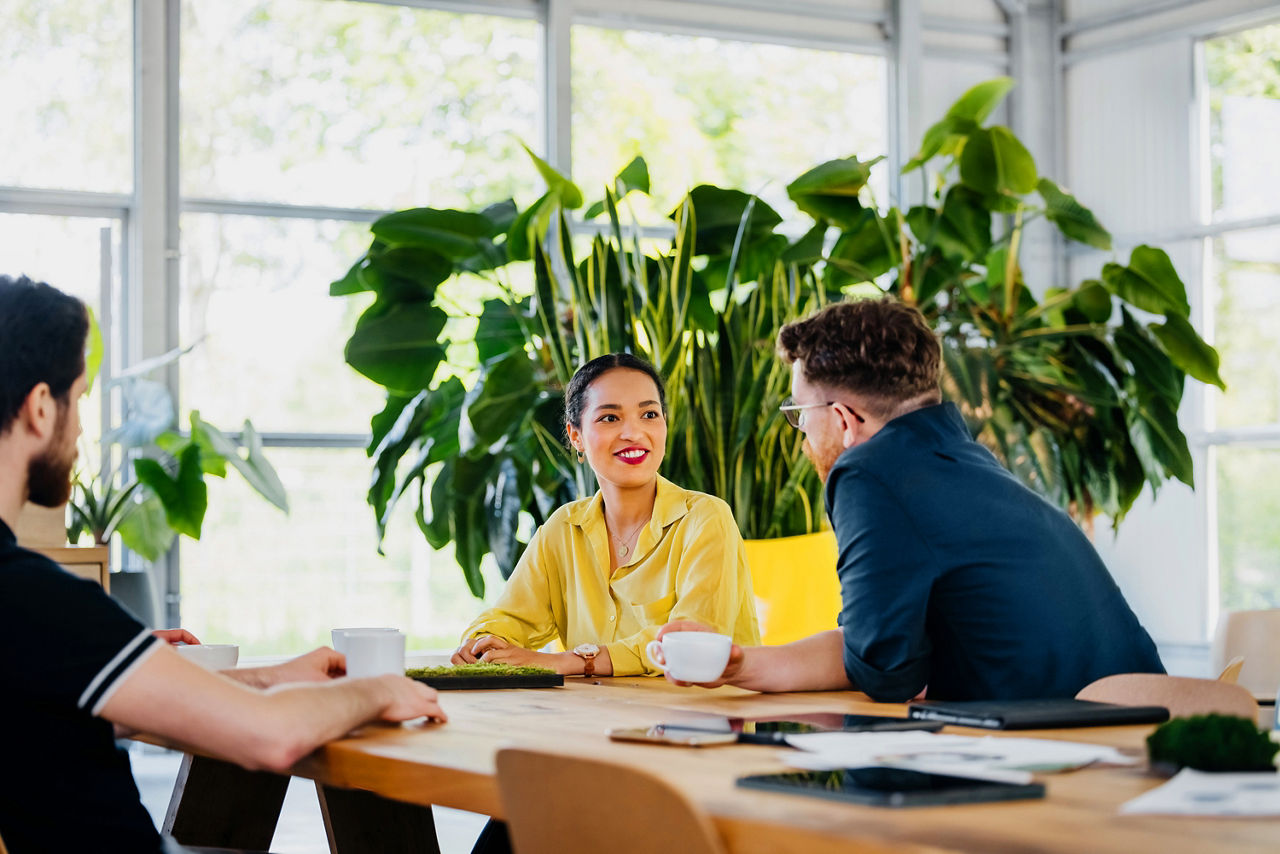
left=564, top=353, right=667, bottom=429
left=0, top=275, right=90, bottom=436
left=777, top=297, right=940, bottom=418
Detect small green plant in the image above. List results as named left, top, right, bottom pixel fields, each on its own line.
left=1147, top=714, right=1279, bottom=772
left=406, top=662, right=556, bottom=678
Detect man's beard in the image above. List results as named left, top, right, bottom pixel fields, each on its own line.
left=27, top=407, right=75, bottom=508
left=802, top=437, right=837, bottom=483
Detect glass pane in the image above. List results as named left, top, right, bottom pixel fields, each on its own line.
left=1217, top=447, right=1280, bottom=610
left=1208, top=226, right=1280, bottom=429
left=1205, top=23, right=1280, bottom=221
left=0, top=0, right=132, bottom=193
left=180, top=0, right=540, bottom=210
left=572, top=27, right=888, bottom=223
left=0, top=213, right=124, bottom=447
left=179, top=213, right=386, bottom=434
left=180, top=448, right=502, bottom=657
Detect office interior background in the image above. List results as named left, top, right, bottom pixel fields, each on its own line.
left=3, top=0, right=1279, bottom=678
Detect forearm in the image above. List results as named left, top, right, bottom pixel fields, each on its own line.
left=731, top=630, right=852, bottom=693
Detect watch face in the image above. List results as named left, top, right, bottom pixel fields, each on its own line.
left=573, top=643, right=600, bottom=657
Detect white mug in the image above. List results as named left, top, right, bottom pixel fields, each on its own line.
left=344, top=630, right=406, bottom=678
left=331, top=627, right=399, bottom=656
left=645, top=632, right=732, bottom=682
left=175, top=643, right=239, bottom=671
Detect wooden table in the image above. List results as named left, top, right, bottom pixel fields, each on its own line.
left=162, top=677, right=1280, bottom=853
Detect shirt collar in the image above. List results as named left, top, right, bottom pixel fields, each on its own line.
left=0, top=516, right=15, bottom=547
left=567, top=474, right=690, bottom=531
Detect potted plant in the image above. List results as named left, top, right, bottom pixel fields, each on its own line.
left=331, top=77, right=1222, bottom=642
left=68, top=353, right=288, bottom=623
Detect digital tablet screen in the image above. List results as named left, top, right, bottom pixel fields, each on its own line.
left=737, top=767, right=1045, bottom=807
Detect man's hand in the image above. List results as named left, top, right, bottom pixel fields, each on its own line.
left=153, top=628, right=201, bottom=645
left=230, top=647, right=346, bottom=689
left=372, top=675, right=447, bottom=723
left=655, top=620, right=747, bottom=688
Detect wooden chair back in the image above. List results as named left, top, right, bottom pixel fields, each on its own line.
left=496, top=748, right=726, bottom=854
left=1212, top=609, right=1280, bottom=700
left=1216, top=655, right=1245, bottom=684
left=1077, top=673, right=1258, bottom=719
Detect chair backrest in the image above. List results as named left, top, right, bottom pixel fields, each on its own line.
left=1212, top=609, right=1280, bottom=700
left=1217, top=655, right=1245, bottom=684
left=1076, top=673, right=1259, bottom=719
left=496, top=748, right=727, bottom=854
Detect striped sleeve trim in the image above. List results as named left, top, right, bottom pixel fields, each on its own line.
left=78, top=628, right=161, bottom=716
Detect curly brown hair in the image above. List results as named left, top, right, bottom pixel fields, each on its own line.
left=777, top=297, right=941, bottom=418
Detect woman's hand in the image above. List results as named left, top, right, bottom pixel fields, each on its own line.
left=451, top=635, right=491, bottom=665
left=466, top=636, right=580, bottom=674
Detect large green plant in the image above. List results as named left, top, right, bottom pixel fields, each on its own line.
left=799, top=77, right=1224, bottom=524
left=334, top=77, right=1223, bottom=595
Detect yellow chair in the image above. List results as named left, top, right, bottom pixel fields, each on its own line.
left=496, top=748, right=726, bottom=854
left=1212, top=609, right=1280, bottom=700
left=744, top=530, right=842, bottom=645
left=1076, top=673, right=1259, bottom=720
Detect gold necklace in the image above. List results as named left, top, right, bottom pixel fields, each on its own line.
left=608, top=515, right=650, bottom=558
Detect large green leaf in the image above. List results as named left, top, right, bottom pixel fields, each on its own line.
left=486, top=456, right=525, bottom=580
left=786, top=156, right=882, bottom=228
left=475, top=298, right=528, bottom=363
left=1115, top=309, right=1183, bottom=404
left=903, top=116, right=978, bottom=173
left=1152, top=312, right=1225, bottom=390
left=959, top=127, right=1038, bottom=197
left=189, top=413, right=289, bottom=513
left=134, top=445, right=207, bottom=539
left=362, top=246, right=453, bottom=302
left=370, top=208, right=491, bottom=259
left=1128, top=393, right=1194, bottom=488
left=459, top=351, right=539, bottom=452
left=1037, top=178, right=1111, bottom=250
left=826, top=208, right=897, bottom=287
left=506, top=191, right=553, bottom=263
left=585, top=156, right=652, bottom=218
left=1101, top=245, right=1190, bottom=317
left=1073, top=280, right=1113, bottom=324
left=115, top=493, right=176, bottom=562
left=948, top=76, right=1016, bottom=123
left=520, top=141, right=583, bottom=209
left=344, top=302, right=448, bottom=395
left=670, top=185, right=781, bottom=256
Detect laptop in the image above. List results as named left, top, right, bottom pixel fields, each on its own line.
left=906, top=698, right=1170, bottom=730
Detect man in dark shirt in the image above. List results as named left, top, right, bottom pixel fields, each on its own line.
left=661, top=297, right=1164, bottom=701
left=0, top=275, right=447, bottom=853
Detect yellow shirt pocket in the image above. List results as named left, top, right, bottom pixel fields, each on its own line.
left=633, top=591, right=678, bottom=626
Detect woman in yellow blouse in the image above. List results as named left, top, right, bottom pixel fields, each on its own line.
left=451, top=353, right=760, bottom=676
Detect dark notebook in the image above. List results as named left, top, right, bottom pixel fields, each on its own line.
left=907, top=698, right=1170, bottom=730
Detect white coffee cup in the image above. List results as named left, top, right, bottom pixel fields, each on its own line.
left=175, top=643, right=239, bottom=671
left=645, top=632, right=732, bottom=682
left=344, top=630, right=406, bottom=678
left=331, top=627, right=399, bottom=656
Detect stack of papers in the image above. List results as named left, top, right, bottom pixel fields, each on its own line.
left=1120, top=769, right=1280, bottom=816
left=784, top=731, right=1135, bottom=784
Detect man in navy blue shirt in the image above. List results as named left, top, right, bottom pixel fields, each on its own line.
left=662, top=297, right=1164, bottom=701
left=0, top=275, right=447, bottom=853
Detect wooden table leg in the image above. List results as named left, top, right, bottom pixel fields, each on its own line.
left=162, top=753, right=289, bottom=849
left=316, top=784, right=441, bottom=854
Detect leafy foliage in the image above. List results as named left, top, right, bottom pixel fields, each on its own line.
left=405, top=662, right=555, bottom=678
left=334, top=76, right=1224, bottom=596
left=1147, top=714, right=1279, bottom=772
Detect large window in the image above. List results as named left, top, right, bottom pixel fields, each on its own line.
left=1202, top=22, right=1280, bottom=612
left=7, top=0, right=898, bottom=656
left=177, top=0, right=538, bottom=655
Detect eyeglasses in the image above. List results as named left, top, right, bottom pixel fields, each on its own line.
left=779, top=397, right=866, bottom=429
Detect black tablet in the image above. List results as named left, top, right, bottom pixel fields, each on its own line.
left=737, top=767, right=1045, bottom=807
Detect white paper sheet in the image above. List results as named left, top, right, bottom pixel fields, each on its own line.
left=1120, top=769, right=1280, bottom=816
left=784, top=731, right=1135, bottom=784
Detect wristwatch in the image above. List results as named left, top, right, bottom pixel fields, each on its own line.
left=572, top=643, right=600, bottom=678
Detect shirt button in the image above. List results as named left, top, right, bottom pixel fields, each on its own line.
left=609, top=615, right=616, bottom=621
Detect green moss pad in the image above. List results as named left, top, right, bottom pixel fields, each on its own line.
left=406, top=661, right=564, bottom=690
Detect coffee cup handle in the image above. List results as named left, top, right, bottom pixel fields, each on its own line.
left=644, top=640, right=667, bottom=672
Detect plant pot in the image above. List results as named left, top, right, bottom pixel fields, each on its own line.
left=14, top=501, right=67, bottom=547
left=744, top=529, right=842, bottom=646
left=110, top=568, right=158, bottom=628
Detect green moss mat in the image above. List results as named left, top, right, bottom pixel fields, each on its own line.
left=406, top=662, right=557, bottom=679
